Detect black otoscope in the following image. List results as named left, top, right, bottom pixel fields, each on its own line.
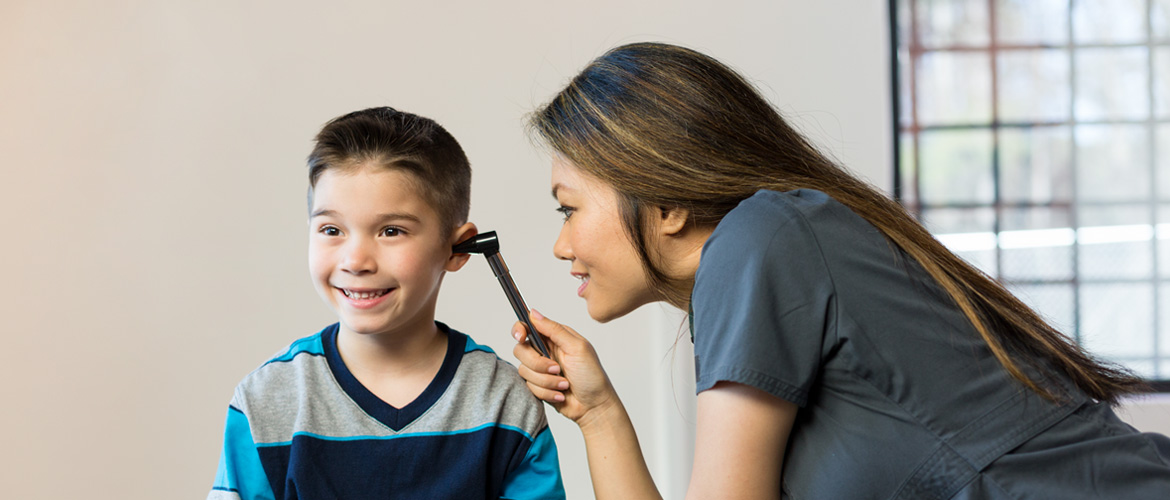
left=453, top=231, right=552, bottom=358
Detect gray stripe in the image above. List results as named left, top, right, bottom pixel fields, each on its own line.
left=233, top=349, right=546, bottom=445
left=206, top=490, right=241, bottom=500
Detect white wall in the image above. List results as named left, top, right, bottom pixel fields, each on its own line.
left=0, top=1, right=889, bottom=498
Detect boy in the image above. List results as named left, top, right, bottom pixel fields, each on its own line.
left=209, top=107, right=565, bottom=499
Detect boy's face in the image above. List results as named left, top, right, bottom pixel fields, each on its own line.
left=308, top=164, right=471, bottom=338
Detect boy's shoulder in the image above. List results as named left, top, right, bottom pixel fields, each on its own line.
left=231, top=324, right=336, bottom=407
left=441, top=323, right=548, bottom=435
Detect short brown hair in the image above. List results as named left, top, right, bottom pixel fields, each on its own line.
left=308, top=107, right=471, bottom=231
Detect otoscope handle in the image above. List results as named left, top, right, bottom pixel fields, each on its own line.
left=486, top=254, right=552, bottom=358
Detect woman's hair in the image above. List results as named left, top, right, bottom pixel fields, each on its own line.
left=308, top=106, right=471, bottom=231
left=528, top=42, right=1145, bottom=404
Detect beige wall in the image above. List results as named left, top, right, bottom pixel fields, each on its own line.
left=26, top=0, right=1159, bottom=498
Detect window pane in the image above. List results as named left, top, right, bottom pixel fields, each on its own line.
left=998, top=50, right=1071, bottom=123
left=1075, top=47, right=1150, bottom=122
left=1079, top=283, right=1154, bottom=360
left=899, top=132, right=919, bottom=207
left=1158, top=125, right=1170, bottom=199
left=1008, top=283, right=1074, bottom=334
left=918, top=51, right=992, bottom=125
left=1077, top=205, right=1153, bottom=280
left=1155, top=47, right=1170, bottom=119
left=918, top=129, right=994, bottom=204
left=999, top=126, right=1072, bottom=204
left=1160, top=283, right=1170, bottom=358
left=996, top=0, right=1069, bottom=46
left=899, top=50, right=915, bottom=127
left=1075, top=124, right=1150, bottom=203
left=924, top=207, right=998, bottom=275
left=1157, top=205, right=1170, bottom=279
left=1155, top=0, right=1170, bottom=40
left=1073, top=0, right=1147, bottom=45
left=918, top=0, right=990, bottom=47
left=1000, top=208, right=1074, bottom=281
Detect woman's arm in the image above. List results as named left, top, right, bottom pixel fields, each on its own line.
left=513, top=311, right=661, bottom=500
left=687, top=382, right=797, bottom=500
left=513, top=312, right=798, bottom=499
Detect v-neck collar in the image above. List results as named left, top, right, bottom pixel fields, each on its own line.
left=321, top=322, right=466, bottom=431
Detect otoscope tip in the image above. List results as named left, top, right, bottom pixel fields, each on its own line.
left=452, top=231, right=500, bottom=255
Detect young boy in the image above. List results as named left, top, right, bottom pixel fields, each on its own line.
left=209, top=107, right=565, bottom=499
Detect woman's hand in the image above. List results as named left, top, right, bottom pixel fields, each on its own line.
left=512, top=310, right=620, bottom=428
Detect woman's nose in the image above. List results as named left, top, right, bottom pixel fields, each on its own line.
left=341, top=237, right=377, bottom=274
left=552, top=224, right=574, bottom=261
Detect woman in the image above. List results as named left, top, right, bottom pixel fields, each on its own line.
left=511, top=42, right=1170, bottom=499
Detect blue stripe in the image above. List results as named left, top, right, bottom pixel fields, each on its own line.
left=501, top=426, right=566, bottom=499
left=255, top=421, right=535, bottom=448
left=263, top=327, right=329, bottom=365
left=463, top=335, right=497, bottom=354
left=214, top=406, right=276, bottom=499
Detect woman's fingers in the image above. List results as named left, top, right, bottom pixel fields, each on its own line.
left=526, top=381, right=566, bottom=404
left=512, top=321, right=562, bottom=374
left=528, top=309, right=584, bottom=346
left=517, top=362, right=570, bottom=391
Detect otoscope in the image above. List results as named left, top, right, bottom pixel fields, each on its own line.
left=453, top=231, right=552, bottom=358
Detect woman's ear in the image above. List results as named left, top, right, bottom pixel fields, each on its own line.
left=657, top=206, right=691, bottom=237
left=446, top=222, right=478, bottom=271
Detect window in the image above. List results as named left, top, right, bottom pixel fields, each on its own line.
left=892, top=0, right=1170, bottom=388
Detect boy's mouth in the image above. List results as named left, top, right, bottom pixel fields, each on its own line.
left=338, top=288, right=392, bottom=300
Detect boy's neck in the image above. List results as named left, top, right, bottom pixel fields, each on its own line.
left=335, top=318, right=448, bottom=385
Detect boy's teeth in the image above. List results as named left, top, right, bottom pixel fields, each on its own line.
left=344, top=289, right=387, bottom=299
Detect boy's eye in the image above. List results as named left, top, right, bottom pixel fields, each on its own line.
left=555, top=206, right=575, bottom=222
left=320, top=226, right=341, bottom=236
left=380, top=227, right=402, bottom=237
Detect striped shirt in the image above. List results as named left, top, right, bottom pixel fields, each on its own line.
left=209, top=322, right=564, bottom=499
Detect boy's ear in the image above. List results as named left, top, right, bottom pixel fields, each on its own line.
left=656, top=206, right=690, bottom=237
left=446, top=222, right=478, bottom=271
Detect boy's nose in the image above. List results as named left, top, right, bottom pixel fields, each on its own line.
left=341, top=238, right=377, bottom=274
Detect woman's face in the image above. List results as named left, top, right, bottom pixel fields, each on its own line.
left=550, top=157, right=658, bottom=322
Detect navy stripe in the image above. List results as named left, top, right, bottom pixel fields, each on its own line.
left=211, top=486, right=238, bottom=493
left=257, top=425, right=529, bottom=499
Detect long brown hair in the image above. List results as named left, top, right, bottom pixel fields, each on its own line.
left=528, top=42, right=1145, bottom=404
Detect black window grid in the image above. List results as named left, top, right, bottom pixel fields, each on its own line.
left=889, top=0, right=1170, bottom=390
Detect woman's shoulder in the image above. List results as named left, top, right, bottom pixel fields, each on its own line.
left=704, top=189, right=857, bottom=258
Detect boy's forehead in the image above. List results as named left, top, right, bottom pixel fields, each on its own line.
left=310, top=167, right=438, bottom=221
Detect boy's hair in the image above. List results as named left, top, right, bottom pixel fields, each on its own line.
left=307, top=107, right=471, bottom=231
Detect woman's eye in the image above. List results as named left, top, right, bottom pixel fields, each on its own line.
left=380, top=227, right=401, bottom=237
left=320, top=226, right=341, bottom=236
left=555, top=206, right=575, bottom=222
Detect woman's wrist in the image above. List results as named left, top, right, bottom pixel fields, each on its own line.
left=576, top=392, right=628, bottom=438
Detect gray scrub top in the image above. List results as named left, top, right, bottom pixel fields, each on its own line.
left=691, top=189, right=1170, bottom=499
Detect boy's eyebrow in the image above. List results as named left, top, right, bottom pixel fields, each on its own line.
left=310, top=209, right=422, bottom=223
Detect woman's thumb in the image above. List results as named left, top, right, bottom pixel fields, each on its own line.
left=528, top=309, right=577, bottom=344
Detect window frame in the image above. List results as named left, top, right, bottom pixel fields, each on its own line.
left=888, top=0, right=1170, bottom=391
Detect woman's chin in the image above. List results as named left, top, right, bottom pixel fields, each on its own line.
left=586, top=300, right=639, bottom=324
